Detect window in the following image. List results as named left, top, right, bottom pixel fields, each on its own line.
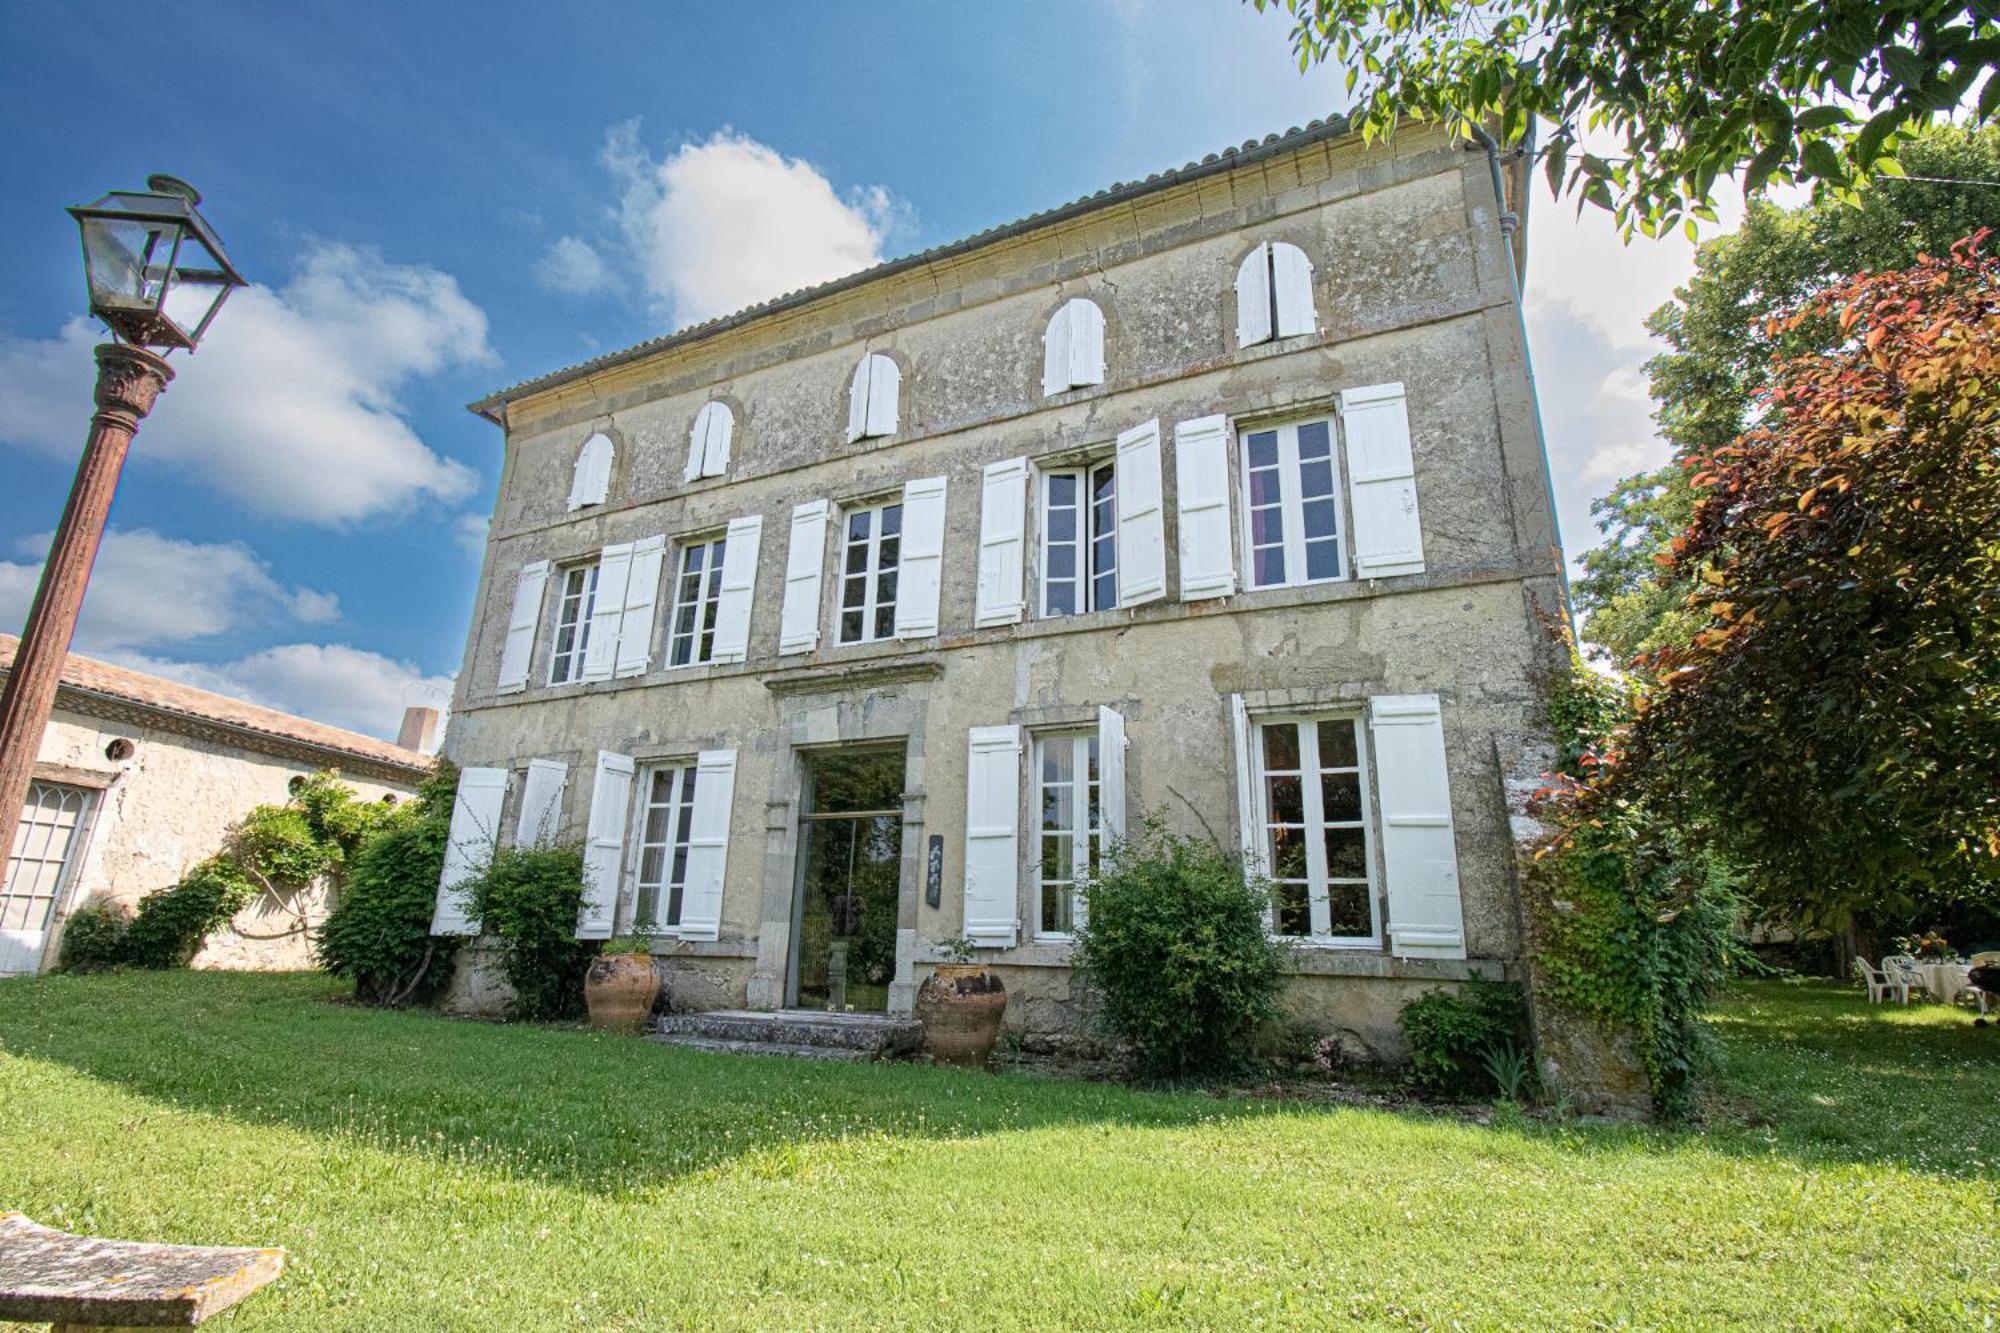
left=1255, top=716, right=1374, bottom=942
left=1234, top=241, right=1316, bottom=347
left=666, top=534, right=728, bottom=667
left=2, top=782, right=91, bottom=976
left=1041, top=462, right=1117, bottom=616
left=632, top=763, right=699, bottom=932
left=1242, top=418, right=1344, bottom=589
left=837, top=501, right=901, bottom=644
left=549, top=562, right=599, bottom=684
left=1035, top=732, right=1102, bottom=937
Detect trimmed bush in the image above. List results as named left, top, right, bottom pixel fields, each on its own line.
left=56, top=902, right=131, bottom=973
left=1398, top=979, right=1529, bottom=1097
left=1072, top=816, right=1289, bottom=1079
left=119, top=858, right=256, bottom=969
left=316, top=765, right=459, bottom=1006
left=467, top=843, right=595, bottom=1022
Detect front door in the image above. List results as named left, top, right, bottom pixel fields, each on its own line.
left=2, top=782, right=93, bottom=977
left=793, top=748, right=904, bottom=1013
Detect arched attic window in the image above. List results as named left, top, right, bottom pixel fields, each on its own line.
left=566, top=431, right=614, bottom=511
left=845, top=352, right=901, bottom=442
left=1041, top=297, right=1106, bottom=397
left=1234, top=241, right=1316, bottom=348
left=685, top=401, right=734, bottom=482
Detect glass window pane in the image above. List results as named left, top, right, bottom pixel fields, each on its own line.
left=840, top=609, right=863, bottom=642
left=1275, top=883, right=1311, bottom=936
left=848, top=511, right=870, bottom=542
left=1255, top=546, right=1286, bottom=586
left=1046, top=543, right=1076, bottom=579
left=1042, top=834, right=1074, bottom=881
left=1047, top=505, right=1076, bottom=542
left=1048, top=473, right=1076, bottom=505
left=1265, top=775, right=1304, bottom=825
left=1092, top=568, right=1116, bottom=613
left=1324, top=827, right=1368, bottom=879
left=873, top=604, right=895, bottom=640
left=1326, top=881, right=1371, bottom=937
left=1247, top=431, right=1279, bottom=469
left=880, top=504, right=902, bottom=536
left=1321, top=773, right=1363, bottom=822
left=1041, top=739, right=1072, bottom=786
left=638, top=845, right=665, bottom=888
left=1297, top=421, right=1332, bottom=459
left=1302, top=497, right=1338, bottom=539
left=1046, top=583, right=1076, bottom=617
left=1249, top=469, right=1281, bottom=508
left=1305, top=540, right=1341, bottom=582
left=1261, top=723, right=1300, bottom=771
left=878, top=536, right=899, bottom=569
left=1042, top=886, right=1073, bottom=935
left=1300, top=459, right=1334, bottom=498
left=1317, top=720, right=1358, bottom=769
left=1268, top=826, right=1308, bottom=881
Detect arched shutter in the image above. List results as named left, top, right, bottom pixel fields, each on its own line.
left=496, top=561, right=549, bottom=695
left=846, top=356, right=873, bottom=443
left=676, top=749, right=738, bottom=942
left=779, top=500, right=830, bottom=655
left=963, top=725, right=1021, bottom=947
left=569, top=433, right=613, bottom=510
left=1271, top=242, right=1317, bottom=337
left=894, top=475, right=948, bottom=638
left=975, top=457, right=1028, bottom=627
left=1114, top=419, right=1167, bottom=607
left=431, top=766, right=507, bottom=935
left=1041, top=302, right=1073, bottom=397
left=1069, top=298, right=1106, bottom=387
left=1235, top=243, right=1273, bottom=347
left=865, top=355, right=901, bottom=438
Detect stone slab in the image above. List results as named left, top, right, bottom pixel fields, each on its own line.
left=0, top=1212, right=283, bottom=1327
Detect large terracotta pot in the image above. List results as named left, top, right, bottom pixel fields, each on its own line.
left=585, top=952, right=659, bottom=1034
left=917, top=964, right=1008, bottom=1068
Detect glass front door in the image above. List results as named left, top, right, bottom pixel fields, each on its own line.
left=794, top=749, right=904, bottom=1012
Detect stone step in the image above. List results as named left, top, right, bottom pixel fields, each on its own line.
left=653, top=1034, right=872, bottom=1062
left=654, top=1008, right=923, bottom=1056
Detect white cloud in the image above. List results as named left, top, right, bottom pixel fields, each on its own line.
left=454, top=512, right=490, bottom=557
left=0, top=242, right=489, bottom=525
left=107, top=643, right=454, bottom=743
left=604, top=124, right=900, bottom=326
left=535, top=235, right=613, bottom=295
left=0, top=528, right=339, bottom=653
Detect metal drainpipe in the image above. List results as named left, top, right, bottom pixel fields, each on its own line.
left=1466, top=124, right=1574, bottom=616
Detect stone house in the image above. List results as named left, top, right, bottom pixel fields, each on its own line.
left=0, top=634, right=436, bottom=976
left=435, top=116, right=1567, bottom=1058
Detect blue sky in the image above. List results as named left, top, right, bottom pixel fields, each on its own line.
left=0, top=2, right=1724, bottom=740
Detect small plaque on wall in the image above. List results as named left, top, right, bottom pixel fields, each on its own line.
left=925, top=834, right=944, bottom=909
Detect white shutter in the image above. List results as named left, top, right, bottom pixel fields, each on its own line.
left=1271, top=242, right=1317, bottom=338
left=1097, top=705, right=1128, bottom=845
left=1041, top=302, right=1072, bottom=397
left=1070, top=298, right=1106, bottom=388
left=1370, top=694, right=1465, bottom=960
left=865, top=355, right=901, bottom=438
left=704, top=402, right=734, bottom=477
left=895, top=475, right=948, bottom=638
left=963, top=724, right=1021, bottom=947
left=1115, top=419, right=1167, bottom=607
left=779, top=500, right=830, bottom=655
left=1235, top=243, right=1273, bottom=347
left=1174, top=414, right=1237, bottom=600
left=581, top=542, right=632, bottom=681
left=578, top=750, right=634, bottom=940
left=711, top=514, right=763, bottom=663
left=614, top=535, right=665, bottom=678
left=568, top=433, right=613, bottom=510
left=1341, top=383, right=1426, bottom=578
left=514, top=758, right=568, bottom=848
left=975, top=457, right=1028, bottom=628
left=431, top=766, right=507, bottom=935
left=846, top=355, right=872, bottom=443
left=685, top=407, right=709, bottom=483
left=1229, top=695, right=1263, bottom=875
left=496, top=560, right=549, bottom=694
left=677, top=748, right=738, bottom=942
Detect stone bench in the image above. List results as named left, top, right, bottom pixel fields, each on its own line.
left=0, top=1212, right=283, bottom=1330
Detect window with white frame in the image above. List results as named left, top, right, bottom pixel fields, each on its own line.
left=548, top=562, right=600, bottom=684
left=2, top=781, right=92, bottom=974
left=631, top=763, right=699, bottom=932
left=1034, top=731, right=1102, bottom=936
left=837, top=500, right=902, bottom=644
left=1041, top=462, right=1117, bottom=617
left=1254, top=715, right=1374, bottom=941
left=666, top=534, right=728, bottom=667
left=1242, top=417, right=1344, bottom=590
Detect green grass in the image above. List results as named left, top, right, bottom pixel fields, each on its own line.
left=0, top=974, right=1993, bottom=1330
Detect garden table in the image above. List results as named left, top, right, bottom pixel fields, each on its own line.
left=1915, top=961, right=1971, bottom=1004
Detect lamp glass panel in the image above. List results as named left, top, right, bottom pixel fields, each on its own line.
left=82, top=217, right=177, bottom=312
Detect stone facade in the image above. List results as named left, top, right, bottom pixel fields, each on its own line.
left=440, top=119, right=1567, bottom=1060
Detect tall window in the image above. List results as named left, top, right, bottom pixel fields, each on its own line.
left=667, top=534, right=728, bottom=667
left=549, top=562, right=599, bottom=684
left=1035, top=732, right=1102, bottom=937
left=838, top=501, right=902, bottom=644
left=1255, top=716, right=1373, bottom=941
left=2, top=782, right=91, bottom=974
left=1243, top=418, right=1343, bottom=590
left=1042, top=463, right=1117, bottom=617
left=633, top=764, right=699, bottom=932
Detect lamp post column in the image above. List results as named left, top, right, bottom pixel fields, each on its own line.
left=0, top=343, right=172, bottom=866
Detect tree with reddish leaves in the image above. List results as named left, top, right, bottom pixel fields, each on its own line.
left=1627, top=236, right=2000, bottom=933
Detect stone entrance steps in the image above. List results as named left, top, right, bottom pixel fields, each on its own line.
left=652, top=1009, right=923, bottom=1062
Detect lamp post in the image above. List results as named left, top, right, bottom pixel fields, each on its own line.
left=0, top=175, right=244, bottom=870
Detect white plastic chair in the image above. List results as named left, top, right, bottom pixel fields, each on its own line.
left=1881, top=955, right=1925, bottom=1004
left=1853, top=957, right=1908, bottom=1004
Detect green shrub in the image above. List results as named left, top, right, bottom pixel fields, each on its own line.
left=316, top=765, right=460, bottom=1006
left=1398, top=979, right=1530, bottom=1097
left=467, top=843, right=595, bottom=1022
left=56, top=901, right=131, bottom=973
left=1072, top=815, right=1289, bottom=1079
left=119, top=858, right=256, bottom=969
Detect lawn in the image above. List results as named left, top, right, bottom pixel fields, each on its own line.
left=0, top=975, right=1993, bottom=1330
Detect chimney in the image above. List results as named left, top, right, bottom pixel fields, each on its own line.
left=397, top=706, right=439, bottom=754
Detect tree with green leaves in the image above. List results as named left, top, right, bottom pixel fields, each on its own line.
left=1255, top=0, right=1999, bottom=236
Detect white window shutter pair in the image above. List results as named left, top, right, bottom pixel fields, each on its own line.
left=496, top=560, right=550, bottom=693
left=1234, top=242, right=1316, bottom=347
left=712, top=516, right=764, bottom=663
left=1041, top=298, right=1105, bottom=397
left=1341, top=383, right=1426, bottom=578
left=975, top=458, right=1028, bottom=628
left=685, top=402, right=734, bottom=483
left=567, top=433, right=614, bottom=511
left=895, top=476, right=948, bottom=638
left=1115, top=420, right=1167, bottom=607
left=515, top=758, right=568, bottom=849
left=847, top=353, right=901, bottom=442
left=431, top=766, right=508, bottom=935
left=779, top=500, right=831, bottom=655
left=1174, top=415, right=1237, bottom=599
left=676, top=749, right=740, bottom=942
left=577, top=750, right=635, bottom=940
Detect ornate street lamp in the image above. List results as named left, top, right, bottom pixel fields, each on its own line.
left=0, top=176, right=245, bottom=885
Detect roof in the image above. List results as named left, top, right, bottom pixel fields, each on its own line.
left=470, top=113, right=1365, bottom=423
left=0, top=634, right=436, bottom=779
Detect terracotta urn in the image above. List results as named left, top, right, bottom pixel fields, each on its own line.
left=916, top=963, right=1008, bottom=1068
left=585, top=952, right=659, bottom=1034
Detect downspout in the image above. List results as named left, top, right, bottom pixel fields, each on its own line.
left=1466, top=123, right=1573, bottom=616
